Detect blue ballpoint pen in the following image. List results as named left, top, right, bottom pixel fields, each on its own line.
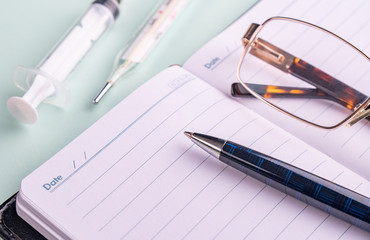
left=184, top=131, right=370, bottom=232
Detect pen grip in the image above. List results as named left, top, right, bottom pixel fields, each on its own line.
left=220, top=141, right=370, bottom=232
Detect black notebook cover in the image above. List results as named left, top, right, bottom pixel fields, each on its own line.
left=0, top=193, right=45, bottom=240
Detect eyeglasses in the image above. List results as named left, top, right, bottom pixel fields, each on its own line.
left=232, top=16, right=370, bottom=129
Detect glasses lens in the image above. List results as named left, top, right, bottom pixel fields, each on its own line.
left=236, top=18, right=369, bottom=127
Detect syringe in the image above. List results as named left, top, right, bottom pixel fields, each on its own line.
left=93, top=0, right=189, bottom=104
left=7, top=0, right=121, bottom=124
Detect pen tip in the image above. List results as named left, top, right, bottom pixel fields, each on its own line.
left=184, top=131, right=193, bottom=138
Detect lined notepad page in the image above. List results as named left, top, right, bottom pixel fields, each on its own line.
left=184, top=0, right=370, bottom=180
left=19, top=66, right=369, bottom=239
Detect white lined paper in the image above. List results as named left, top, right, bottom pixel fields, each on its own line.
left=19, top=66, right=370, bottom=239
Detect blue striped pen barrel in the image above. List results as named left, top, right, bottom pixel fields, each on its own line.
left=185, top=132, right=370, bottom=232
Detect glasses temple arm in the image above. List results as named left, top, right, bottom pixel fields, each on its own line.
left=289, top=57, right=367, bottom=110
left=233, top=83, right=337, bottom=101
left=239, top=37, right=368, bottom=110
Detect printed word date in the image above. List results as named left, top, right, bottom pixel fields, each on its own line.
left=43, top=176, right=63, bottom=191
left=204, top=57, right=220, bottom=69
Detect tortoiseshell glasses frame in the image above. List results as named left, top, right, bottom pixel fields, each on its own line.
left=232, top=16, right=370, bottom=129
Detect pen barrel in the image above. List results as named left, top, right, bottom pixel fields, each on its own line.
left=220, top=141, right=370, bottom=232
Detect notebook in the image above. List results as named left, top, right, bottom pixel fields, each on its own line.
left=16, top=0, right=370, bottom=239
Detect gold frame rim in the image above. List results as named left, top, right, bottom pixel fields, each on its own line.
left=236, top=16, right=370, bottom=129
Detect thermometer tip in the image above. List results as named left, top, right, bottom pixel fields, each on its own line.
left=93, top=81, right=113, bottom=104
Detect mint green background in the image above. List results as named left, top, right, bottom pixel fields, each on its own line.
left=0, top=0, right=257, bottom=203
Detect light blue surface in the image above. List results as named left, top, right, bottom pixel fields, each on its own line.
left=0, top=0, right=258, bottom=203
